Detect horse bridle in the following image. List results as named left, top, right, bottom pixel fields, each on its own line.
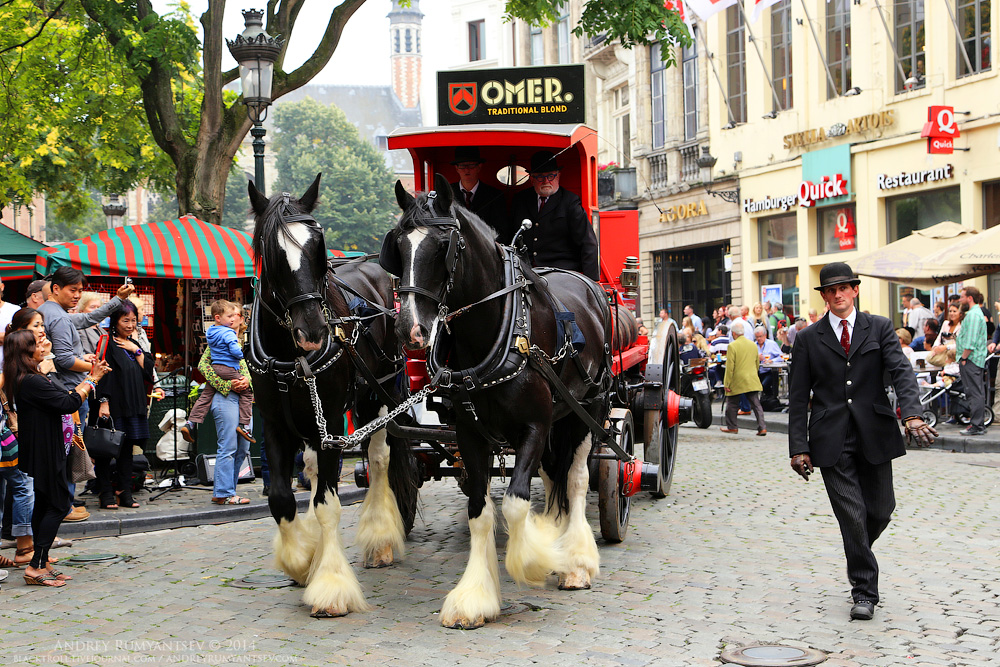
left=393, top=192, right=466, bottom=319
left=255, top=193, right=335, bottom=337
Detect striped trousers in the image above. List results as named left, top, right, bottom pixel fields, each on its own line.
left=819, top=421, right=895, bottom=604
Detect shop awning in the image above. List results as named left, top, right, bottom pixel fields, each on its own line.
left=923, top=224, right=1000, bottom=266
left=0, top=258, right=35, bottom=280
left=0, top=224, right=47, bottom=263
left=35, top=216, right=255, bottom=279
left=853, top=221, right=987, bottom=289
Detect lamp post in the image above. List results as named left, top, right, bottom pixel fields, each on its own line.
left=103, top=194, right=128, bottom=229
left=227, top=9, right=283, bottom=196
left=696, top=146, right=740, bottom=204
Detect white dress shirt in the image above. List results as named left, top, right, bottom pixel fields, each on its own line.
left=829, top=308, right=858, bottom=346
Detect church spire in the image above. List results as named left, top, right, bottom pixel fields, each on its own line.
left=388, top=1, right=422, bottom=109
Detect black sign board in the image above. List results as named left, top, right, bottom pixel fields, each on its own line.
left=438, top=65, right=585, bottom=126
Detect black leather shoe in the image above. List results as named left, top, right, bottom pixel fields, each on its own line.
left=850, top=600, right=875, bottom=620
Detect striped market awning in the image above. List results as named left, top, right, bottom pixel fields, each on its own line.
left=0, top=258, right=35, bottom=280
left=36, top=216, right=255, bottom=279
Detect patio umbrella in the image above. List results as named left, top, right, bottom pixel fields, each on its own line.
left=853, top=221, right=985, bottom=289
left=922, top=223, right=1000, bottom=266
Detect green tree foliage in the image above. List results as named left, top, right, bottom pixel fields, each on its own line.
left=43, top=193, right=108, bottom=243
left=272, top=99, right=395, bottom=254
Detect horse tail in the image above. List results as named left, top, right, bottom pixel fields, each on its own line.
left=544, top=417, right=588, bottom=519
left=387, top=427, right=420, bottom=534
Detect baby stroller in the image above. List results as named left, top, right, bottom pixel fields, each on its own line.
left=917, top=371, right=994, bottom=429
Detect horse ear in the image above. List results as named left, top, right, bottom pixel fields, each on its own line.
left=395, top=180, right=414, bottom=211
left=248, top=179, right=268, bottom=216
left=433, top=173, right=453, bottom=211
left=300, top=173, right=322, bottom=212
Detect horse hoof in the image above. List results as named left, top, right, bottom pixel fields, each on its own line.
left=310, top=606, right=348, bottom=619
left=441, top=615, right=486, bottom=630
left=364, top=545, right=394, bottom=569
left=558, top=570, right=592, bottom=591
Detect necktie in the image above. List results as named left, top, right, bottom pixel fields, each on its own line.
left=840, top=320, right=850, bottom=356
left=538, top=196, right=547, bottom=211
left=464, top=189, right=473, bottom=208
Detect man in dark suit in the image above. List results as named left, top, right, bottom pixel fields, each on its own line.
left=788, top=262, right=936, bottom=621
left=449, top=146, right=510, bottom=242
left=509, top=150, right=599, bottom=281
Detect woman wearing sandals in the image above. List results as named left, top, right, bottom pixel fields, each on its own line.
left=3, top=329, right=110, bottom=587
left=92, top=301, right=153, bottom=511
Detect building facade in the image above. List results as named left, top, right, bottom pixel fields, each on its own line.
left=1, top=196, right=47, bottom=241
left=700, top=0, right=1000, bottom=321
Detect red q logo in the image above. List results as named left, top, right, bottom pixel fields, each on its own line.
left=921, top=106, right=960, bottom=154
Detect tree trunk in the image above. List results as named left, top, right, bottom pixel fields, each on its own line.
left=174, top=143, right=234, bottom=225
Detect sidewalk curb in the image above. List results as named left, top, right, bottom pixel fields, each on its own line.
left=60, top=486, right=367, bottom=539
left=711, top=412, right=1000, bottom=453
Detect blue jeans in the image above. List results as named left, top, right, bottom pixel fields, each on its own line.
left=0, top=466, right=34, bottom=536
left=210, top=391, right=251, bottom=499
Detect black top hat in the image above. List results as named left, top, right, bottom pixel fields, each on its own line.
left=451, top=146, right=485, bottom=165
left=529, top=150, right=561, bottom=174
left=815, top=262, right=861, bottom=291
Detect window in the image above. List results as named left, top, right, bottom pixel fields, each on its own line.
left=771, top=0, right=793, bottom=109
left=758, top=269, right=799, bottom=318
left=985, top=180, right=1000, bottom=229
left=530, top=26, right=544, bottom=65
left=405, top=28, right=412, bottom=53
left=469, top=20, right=484, bottom=61
left=895, top=0, right=926, bottom=91
left=957, top=0, right=991, bottom=78
left=887, top=187, right=961, bottom=241
left=826, top=0, right=852, bottom=97
left=614, top=86, right=631, bottom=166
left=758, top=213, right=798, bottom=260
left=682, top=38, right=698, bottom=140
left=818, top=205, right=858, bottom=254
left=726, top=6, right=747, bottom=124
left=393, top=29, right=400, bottom=54
left=557, top=15, right=571, bottom=63
left=650, top=44, right=668, bottom=149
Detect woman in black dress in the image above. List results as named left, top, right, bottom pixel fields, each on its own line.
left=2, top=329, right=110, bottom=587
left=93, top=301, right=154, bottom=510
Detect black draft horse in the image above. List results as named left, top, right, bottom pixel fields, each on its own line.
left=248, top=175, right=417, bottom=618
left=388, top=174, right=612, bottom=629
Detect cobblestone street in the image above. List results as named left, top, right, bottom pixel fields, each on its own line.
left=2, top=426, right=998, bottom=666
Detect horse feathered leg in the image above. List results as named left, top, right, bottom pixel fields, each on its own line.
left=303, top=448, right=370, bottom=618
left=556, top=433, right=600, bottom=590
left=502, top=424, right=567, bottom=587
left=441, top=443, right=500, bottom=629
left=270, top=442, right=318, bottom=586
left=356, top=408, right=406, bottom=568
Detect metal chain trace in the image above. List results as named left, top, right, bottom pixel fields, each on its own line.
left=318, top=383, right=438, bottom=450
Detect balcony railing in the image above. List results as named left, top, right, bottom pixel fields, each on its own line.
left=648, top=153, right=669, bottom=190
left=680, top=145, right=700, bottom=182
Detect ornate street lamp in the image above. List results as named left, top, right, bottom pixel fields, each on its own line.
left=227, top=9, right=283, bottom=196
left=697, top=147, right=740, bottom=204
left=103, top=194, right=128, bottom=228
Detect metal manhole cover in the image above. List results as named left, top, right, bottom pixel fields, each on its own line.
left=229, top=574, right=296, bottom=589
left=63, top=553, right=122, bottom=565
left=721, top=644, right=827, bottom=667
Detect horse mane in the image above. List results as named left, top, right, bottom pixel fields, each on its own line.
left=252, top=193, right=322, bottom=291
left=400, top=190, right=497, bottom=244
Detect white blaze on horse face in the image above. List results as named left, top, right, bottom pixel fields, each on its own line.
left=402, top=228, right=432, bottom=344
left=277, top=221, right=315, bottom=273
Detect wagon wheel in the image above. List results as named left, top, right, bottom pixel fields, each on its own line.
left=643, top=324, right=680, bottom=498
left=598, top=408, right=634, bottom=543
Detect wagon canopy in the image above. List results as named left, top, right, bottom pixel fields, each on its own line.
left=35, top=216, right=255, bottom=279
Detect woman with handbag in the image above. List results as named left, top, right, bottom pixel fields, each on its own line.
left=92, top=301, right=154, bottom=510
left=2, top=329, right=109, bottom=587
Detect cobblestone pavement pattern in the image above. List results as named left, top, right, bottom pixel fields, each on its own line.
left=2, top=427, right=998, bottom=666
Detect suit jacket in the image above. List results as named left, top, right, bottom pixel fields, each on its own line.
left=451, top=182, right=510, bottom=242
left=724, top=335, right=762, bottom=395
left=787, top=310, right=921, bottom=467
left=509, top=187, right=599, bottom=280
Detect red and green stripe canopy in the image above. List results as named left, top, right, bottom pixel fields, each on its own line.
left=0, top=258, right=35, bottom=280
left=35, top=216, right=255, bottom=279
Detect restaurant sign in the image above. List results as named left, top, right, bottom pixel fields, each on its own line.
left=921, top=106, right=961, bottom=154
left=438, top=65, right=585, bottom=126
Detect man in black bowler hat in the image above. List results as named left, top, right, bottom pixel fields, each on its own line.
left=788, top=262, right=936, bottom=621
left=449, top=146, right=510, bottom=241
left=509, top=150, right=599, bottom=281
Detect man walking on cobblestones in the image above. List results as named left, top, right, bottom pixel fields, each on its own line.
left=956, top=285, right=988, bottom=436
left=787, top=262, right=936, bottom=621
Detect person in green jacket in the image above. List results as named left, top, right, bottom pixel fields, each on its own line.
left=721, top=322, right=767, bottom=436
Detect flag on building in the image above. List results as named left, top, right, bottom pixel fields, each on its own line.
left=684, top=0, right=737, bottom=21
left=664, top=0, right=695, bottom=35
left=749, top=0, right=783, bottom=23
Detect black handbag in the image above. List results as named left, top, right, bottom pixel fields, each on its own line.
left=84, top=416, right=124, bottom=459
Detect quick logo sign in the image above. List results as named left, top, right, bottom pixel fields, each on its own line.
left=798, top=174, right=848, bottom=208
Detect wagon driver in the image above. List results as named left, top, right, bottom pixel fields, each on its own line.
left=449, top=146, right=509, bottom=241
left=509, top=150, right=599, bottom=281
left=787, top=262, right=936, bottom=621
